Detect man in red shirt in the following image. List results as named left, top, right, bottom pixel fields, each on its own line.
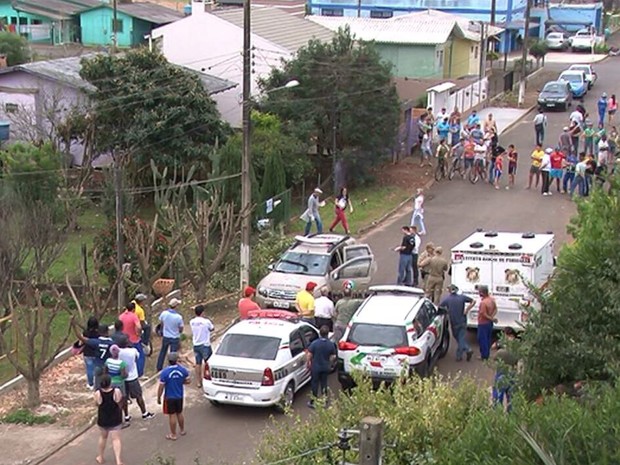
left=476, top=285, right=497, bottom=361
left=119, top=302, right=145, bottom=376
left=463, top=136, right=475, bottom=172
left=238, top=286, right=260, bottom=320
left=549, top=148, right=565, bottom=193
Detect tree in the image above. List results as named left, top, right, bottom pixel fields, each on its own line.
left=529, top=40, right=548, bottom=67
left=79, top=49, right=228, bottom=182
left=0, top=32, right=30, bottom=66
left=260, top=27, right=400, bottom=185
left=518, top=177, right=620, bottom=397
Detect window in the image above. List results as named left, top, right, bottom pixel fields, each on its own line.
left=321, top=8, right=344, bottom=16
left=437, top=50, right=444, bottom=68
left=216, top=334, right=281, bottom=360
left=423, top=300, right=437, bottom=320
left=289, top=331, right=305, bottom=357
left=32, top=19, right=42, bottom=25
left=370, top=10, right=393, bottom=19
left=338, top=257, right=371, bottom=279
left=10, top=17, right=17, bottom=25
left=348, top=323, right=407, bottom=348
left=5, top=103, right=18, bottom=113
left=299, top=326, right=318, bottom=347
left=330, top=250, right=342, bottom=271
left=474, top=46, right=479, bottom=59
left=412, top=306, right=430, bottom=337
left=274, top=251, right=331, bottom=276
left=111, top=18, right=124, bottom=33
left=18, top=17, right=27, bottom=25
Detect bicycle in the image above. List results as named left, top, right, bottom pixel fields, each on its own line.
left=435, top=157, right=448, bottom=181
left=448, top=156, right=466, bottom=180
left=469, top=158, right=488, bottom=184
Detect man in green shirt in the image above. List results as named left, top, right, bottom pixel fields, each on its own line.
left=333, top=280, right=365, bottom=342
left=582, top=123, right=595, bottom=155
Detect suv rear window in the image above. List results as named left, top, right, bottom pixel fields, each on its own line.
left=348, top=323, right=407, bottom=348
left=216, top=334, right=281, bottom=360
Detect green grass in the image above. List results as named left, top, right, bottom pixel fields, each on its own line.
left=2, top=408, right=56, bottom=425
left=346, top=185, right=411, bottom=234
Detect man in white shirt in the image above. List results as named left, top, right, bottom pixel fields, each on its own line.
left=540, top=148, right=552, bottom=196
left=119, top=341, right=155, bottom=421
left=314, top=288, right=335, bottom=332
left=410, top=225, right=422, bottom=287
left=533, top=109, right=548, bottom=146
left=597, top=134, right=610, bottom=165
left=189, top=305, right=214, bottom=388
left=570, top=109, right=584, bottom=128
left=410, top=188, right=426, bottom=235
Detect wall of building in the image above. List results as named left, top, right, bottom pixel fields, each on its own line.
left=132, top=18, right=153, bottom=46
left=80, top=8, right=134, bottom=47
left=446, top=38, right=478, bottom=78
left=0, top=3, right=54, bottom=43
left=548, top=3, right=603, bottom=33
left=376, top=43, right=438, bottom=79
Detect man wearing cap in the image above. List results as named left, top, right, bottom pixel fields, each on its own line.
left=238, top=286, right=260, bottom=320
left=540, top=148, right=553, bottom=196
left=597, top=93, right=608, bottom=128
left=157, top=352, right=190, bottom=440
left=333, top=281, right=364, bottom=342
left=440, top=285, right=475, bottom=362
left=156, top=298, right=185, bottom=372
left=301, top=188, right=324, bottom=236
left=119, top=301, right=145, bottom=377
left=295, top=282, right=317, bottom=326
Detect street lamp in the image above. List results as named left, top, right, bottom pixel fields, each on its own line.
left=240, top=77, right=300, bottom=289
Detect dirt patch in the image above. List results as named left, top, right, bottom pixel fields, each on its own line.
left=369, top=156, right=433, bottom=191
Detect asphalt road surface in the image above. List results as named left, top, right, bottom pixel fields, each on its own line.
left=40, top=57, right=615, bottom=465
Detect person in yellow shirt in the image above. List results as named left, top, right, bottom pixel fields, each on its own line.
left=132, top=293, right=151, bottom=370
left=133, top=293, right=148, bottom=323
left=527, top=144, right=544, bottom=190
left=295, top=282, right=317, bottom=326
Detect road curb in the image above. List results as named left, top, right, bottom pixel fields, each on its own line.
left=30, top=318, right=239, bottom=465
left=499, top=104, right=537, bottom=136
left=357, top=177, right=435, bottom=237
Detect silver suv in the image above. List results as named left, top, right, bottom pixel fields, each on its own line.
left=256, top=234, right=376, bottom=310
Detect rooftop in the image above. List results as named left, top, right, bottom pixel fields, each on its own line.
left=213, top=6, right=334, bottom=51
left=216, top=0, right=306, bottom=17
left=13, top=0, right=101, bottom=20
left=84, top=2, right=184, bottom=24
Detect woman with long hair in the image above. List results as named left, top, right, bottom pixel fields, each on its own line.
left=82, top=316, right=99, bottom=390
left=608, top=94, right=617, bottom=124
left=329, top=187, right=353, bottom=234
left=95, top=374, right=124, bottom=465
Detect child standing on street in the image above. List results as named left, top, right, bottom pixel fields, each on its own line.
left=507, top=145, right=518, bottom=189
left=493, top=151, right=504, bottom=190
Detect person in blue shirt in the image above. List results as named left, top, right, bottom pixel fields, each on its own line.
left=597, top=93, right=608, bottom=129
left=307, top=325, right=336, bottom=408
left=156, top=298, right=185, bottom=372
left=470, top=123, right=484, bottom=145
left=466, top=110, right=480, bottom=130
left=436, top=117, right=450, bottom=142
left=449, top=117, right=461, bottom=147
left=439, top=285, right=476, bottom=362
left=157, top=352, right=190, bottom=440
left=75, top=322, right=114, bottom=389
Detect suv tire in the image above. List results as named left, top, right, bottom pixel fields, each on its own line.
left=438, top=328, right=450, bottom=359
left=415, top=354, right=432, bottom=378
left=275, top=382, right=295, bottom=413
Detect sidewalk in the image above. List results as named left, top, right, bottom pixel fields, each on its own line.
left=476, top=108, right=531, bottom=136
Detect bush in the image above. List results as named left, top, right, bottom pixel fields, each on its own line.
left=2, top=409, right=55, bottom=425
left=594, top=43, right=609, bottom=54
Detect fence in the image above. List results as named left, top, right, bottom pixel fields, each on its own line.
left=427, top=77, right=489, bottom=116
left=259, top=187, right=292, bottom=230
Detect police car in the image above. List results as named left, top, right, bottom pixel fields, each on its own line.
left=337, top=286, right=450, bottom=389
left=202, top=310, right=321, bottom=412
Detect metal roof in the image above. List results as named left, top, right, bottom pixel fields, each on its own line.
left=12, top=0, right=101, bottom=19
left=115, top=2, right=183, bottom=24
left=0, top=54, right=236, bottom=95
left=310, top=9, right=503, bottom=45
left=213, top=6, right=335, bottom=52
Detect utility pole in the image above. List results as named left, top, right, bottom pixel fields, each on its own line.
left=518, top=0, right=532, bottom=107
left=113, top=155, right=125, bottom=309
left=490, top=0, right=496, bottom=25
left=240, top=0, right=252, bottom=290
left=359, top=417, right=383, bottom=465
left=478, top=21, right=486, bottom=106
left=332, top=104, right=337, bottom=195
left=112, top=0, right=118, bottom=51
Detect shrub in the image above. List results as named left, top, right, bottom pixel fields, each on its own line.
left=2, top=409, right=55, bottom=425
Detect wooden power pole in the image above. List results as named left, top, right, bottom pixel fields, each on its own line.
left=359, top=417, right=383, bottom=465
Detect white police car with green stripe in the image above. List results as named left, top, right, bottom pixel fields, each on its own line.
left=202, top=310, right=323, bottom=412
left=337, top=286, right=450, bottom=388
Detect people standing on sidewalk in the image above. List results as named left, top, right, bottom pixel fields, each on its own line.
left=329, top=187, right=353, bottom=234
left=157, top=352, right=190, bottom=441
left=483, top=112, right=498, bottom=134
left=507, top=144, right=518, bottom=189
left=421, top=246, right=448, bottom=305
left=104, top=345, right=128, bottom=426
left=562, top=149, right=578, bottom=194
left=608, top=94, right=617, bottom=124
left=189, top=304, right=214, bottom=388
left=527, top=144, right=543, bottom=189
left=75, top=323, right=114, bottom=390
left=582, top=121, right=595, bottom=155
left=466, top=109, right=480, bottom=130
left=238, top=286, right=260, bottom=320
left=295, top=282, right=317, bottom=326
left=394, top=226, right=415, bottom=286
left=410, top=188, right=426, bottom=236
left=301, top=188, right=324, bottom=236
left=570, top=153, right=588, bottom=197
left=410, top=225, right=421, bottom=287
left=598, top=134, right=611, bottom=166
left=533, top=109, right=547, bottom=146
left=118, top=339, right=155, bottom=422
left=437, top=117, right=450, bottom=142
left=449, top=117, right=461, bottom=147
left=132, top=294, right=150, bottom=370
left=314, top=288, right=335, bottom=331
left=111, top=320, right=129, bottom=348
left=82, top=316, right=100, bottom=390
left=550, top=147, right=565, bottom=193
left=540, top=148, right=552, bottom=196
left=597, top=93, right=608, bottom=128
left=95, top=374, right=124, bottom=465
left=333, top=280, right=363, bottom=342
left=156, top=298, right=184, bottom=372
left=307, top=325, right=336, bottom=409
left=490, top=140, right=505, bottom=186
left=119, top=302, right=144, bottom=379
left=440, top=284, right=475, bottom=362
left=476, top=285, right=497, bottom=361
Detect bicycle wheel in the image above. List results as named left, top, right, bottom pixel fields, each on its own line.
left=435, top=162, right=444, bottom=181
left=448, top=161, right=457, bottom=180
left=469, top=163, right=480, bottom=184
left=481, top=164, right=488, bottom=181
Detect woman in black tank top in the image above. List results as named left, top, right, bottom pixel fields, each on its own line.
left=95, top=374, right=124, bottom=465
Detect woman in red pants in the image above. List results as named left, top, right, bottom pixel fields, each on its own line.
left=329, top=187, right=353, bottom=234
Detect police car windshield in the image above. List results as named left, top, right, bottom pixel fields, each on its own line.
left=348, top=323, right=407, bottom=348
left=217, top=334, right=281, bottom=360
left=274, top=251, right=330, bottom=276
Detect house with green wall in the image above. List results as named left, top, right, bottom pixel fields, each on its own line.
left=310, top=9, right=502, bottom=80
left=79, top=2, right=183, bottom=47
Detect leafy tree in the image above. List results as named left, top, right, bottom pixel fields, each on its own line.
left=518, top=177, right=620, bottom=397
left=260, top=27, right=400, bottom=187
left=0, top=32, right=30, bottom=66
left=79, top=49, right=227, bottom=182
left=529, top=40, right=548, bottom=67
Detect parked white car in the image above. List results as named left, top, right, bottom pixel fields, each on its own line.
left=567, top=64, right=597, bottom=89
left=570, top=29, right=605, bottom=52
left=545, top=32, right=569, bottom=50
left=202, top=310, right=327, bottom=412
left=337, top=286, right=450, bottom=389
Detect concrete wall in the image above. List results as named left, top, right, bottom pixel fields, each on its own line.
left=376, top=43, right=437, bottom=78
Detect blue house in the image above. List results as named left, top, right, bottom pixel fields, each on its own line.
left=79, top=2, right=183, bottom=47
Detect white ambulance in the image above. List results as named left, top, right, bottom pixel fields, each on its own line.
left=450, top=231, right=555, bottom=330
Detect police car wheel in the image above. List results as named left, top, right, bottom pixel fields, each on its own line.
left=275, top=382, right=295, bottom=413
left=209, top=400, right=221, bottom=407
left=438, top=329, right=450, bottom=359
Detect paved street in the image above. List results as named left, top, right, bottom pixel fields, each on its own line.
left=39, top=57, right=615, bottom=465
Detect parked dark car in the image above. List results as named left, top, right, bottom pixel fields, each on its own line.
left=538, top=80, right=573, bottom=111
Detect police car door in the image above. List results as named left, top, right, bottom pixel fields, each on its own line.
left=299, top=325, right=319, bottom=384
left=288, top=330, right=307, bottom=388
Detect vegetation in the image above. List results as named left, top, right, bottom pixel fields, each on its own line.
left=529, top=40, right=549, bottom=67
left=0, top=32, right=30, bottom=66
left=2, top=408, right=55, bottom=426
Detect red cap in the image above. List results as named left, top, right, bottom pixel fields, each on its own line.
left=244, top=286, right=256, bottom=297
left=305, top=282, right=318, bottom=291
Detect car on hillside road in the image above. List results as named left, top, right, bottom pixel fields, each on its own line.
left=538, top=80, right=573, bottom=111
left=558, top=70, right=588, bottom=99
left=337, top=285, right=450, bottom=390
left=545, top=32, right=569, bottom=50
left=567, top=64, right=597, bottom=89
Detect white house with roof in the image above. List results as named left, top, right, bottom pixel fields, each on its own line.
left=151, top=0, right=335, bottom=127
left=310, top=9, right=502, bottom=79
